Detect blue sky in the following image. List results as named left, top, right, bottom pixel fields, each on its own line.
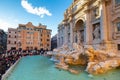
left=0, top=0, right=72, bottom=36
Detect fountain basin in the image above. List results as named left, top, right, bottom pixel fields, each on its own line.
left=5, top=56, right=120, bottom=80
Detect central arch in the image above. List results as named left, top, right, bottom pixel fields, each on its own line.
left=73, top=19, right=84, bottom=44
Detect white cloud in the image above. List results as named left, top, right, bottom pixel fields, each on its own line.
left=0, top=19, right=17, bottom=32
left=21, top=0, right=52, bottom=18
left=14, top=19, right=19, bottom=22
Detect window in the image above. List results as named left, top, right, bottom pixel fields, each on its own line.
left=40, top=44, right=43, bottom=46
left=117, top=22, right=120, bottom=31
left=8, top=41, right=10, bottom=44
left=47, top=39, right=50, bottom=41
left=9, top=35, right=11, bottom=38
left=14, top=41, right=16, bottom=44
left=47, top=44, right=49, bottom=46
left=118, top=44, right=120, bottom=50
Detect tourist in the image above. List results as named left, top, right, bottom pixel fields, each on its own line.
left=0, top=49, right=48, bottom=80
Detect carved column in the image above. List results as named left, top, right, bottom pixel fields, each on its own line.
left=64, top=24, right=68, bottom=44
left=84, top=7, right=92, bottom=45
left=101, top=1, right=108, bottom=42
left=100, top=0, right=115, bottom=51
left=70, top=22, right=73, bottom=45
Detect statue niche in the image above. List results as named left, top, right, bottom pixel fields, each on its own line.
left=93, top=23, right=100, bottom=40
left=74, top=20, right=84, bottom=44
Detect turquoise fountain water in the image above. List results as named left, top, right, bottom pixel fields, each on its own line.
left=6, top=56, right=120, bottom=80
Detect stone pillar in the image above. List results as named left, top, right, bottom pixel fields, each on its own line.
left=64, top=25, right=68, bottom=44
left=70, top=22, right=73, bottom=45
left=101, top=1, right=108, bottom=42
left=100, top=1, right=115, bottom=52
left=85, top=9, right=92, bottom=45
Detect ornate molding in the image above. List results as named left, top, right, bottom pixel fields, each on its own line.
left=113, top=32, right=120, bottom=40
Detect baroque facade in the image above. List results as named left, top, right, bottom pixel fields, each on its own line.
left=7, top=22, right=52, bottom=51
left=58, top=0, right=120, bottom=53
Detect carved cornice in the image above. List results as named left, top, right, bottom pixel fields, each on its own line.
left=100, top=0, right=111, bottom=5
left=84, top=0, right=101, bottom=12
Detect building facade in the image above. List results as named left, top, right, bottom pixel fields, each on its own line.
left=7, top=28, right=17, bottom=50
left=0, top=29, right=7, bottom=53
left=58, top=0, right=120, bottom=54
left=51, top=34, right=57, bottom=50
left=7, top=22, right=52, bottom=51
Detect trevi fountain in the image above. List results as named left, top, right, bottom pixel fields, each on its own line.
left=47, top=43, right=120, bottom=75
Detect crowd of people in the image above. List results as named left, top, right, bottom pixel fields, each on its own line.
left=0, top=49, right=48, bottom=80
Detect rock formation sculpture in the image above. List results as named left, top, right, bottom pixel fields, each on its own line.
left=47, top=43, right=120, bottom=75
left=85, top=46, right=120, bottom=74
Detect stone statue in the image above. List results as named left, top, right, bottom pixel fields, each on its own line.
left=81, top=31, right=84, bottom=42
left=76, top=30, right=84, bottom=44
left=74, top=31, right=77, bottom=43
left=94, top=8, right=99, bottom=18
left=93, top=25, right=100, bottom=40
left=85, top=46, right=95, bottom=62
left=77, top=31, right=81, bottom=44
